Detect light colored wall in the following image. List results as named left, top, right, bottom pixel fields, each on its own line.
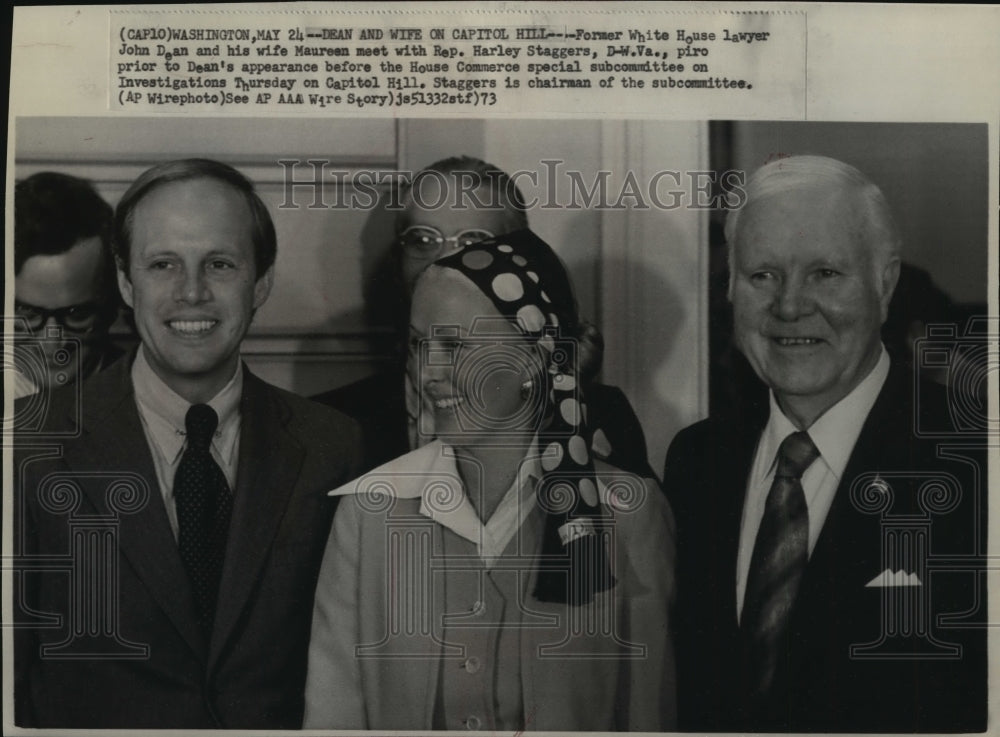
left=604, top=120, right=709, bottom=478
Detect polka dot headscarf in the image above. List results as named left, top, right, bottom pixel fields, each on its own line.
left=433, top=229, right=615, bottom=605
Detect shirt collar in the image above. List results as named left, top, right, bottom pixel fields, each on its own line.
left=757, top=345, right=890, bottom=485
left=328, top=438, right=543, bottom=562
left=478, top=443, right=543, bottom=562
left=418, top=441, right=542, bottom=556
left=131, top=345, right=243, bottom=464
left=416, top=446, right=482, bottom=545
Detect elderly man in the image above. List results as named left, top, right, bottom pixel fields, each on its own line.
left=663, top=156, right=986, bottom=732
left=14, top=159, right=361, bottom=729
left=13, top=172, right=122, bottom=398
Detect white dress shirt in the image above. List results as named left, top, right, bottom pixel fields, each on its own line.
left=736, top=346, right=890, bottom=620
left=131, top=347, right=243, bottom=539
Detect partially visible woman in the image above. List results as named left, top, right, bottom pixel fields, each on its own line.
left=304, top=230, right=676, bottom=731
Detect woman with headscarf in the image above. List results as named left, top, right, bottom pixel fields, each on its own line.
left=304, top=230, right=676, bottom=731
left=312, top=157, right=655, bottom=479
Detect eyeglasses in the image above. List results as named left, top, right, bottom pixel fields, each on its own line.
left=398, top=226, right=495, bottom=257
left=14, top=300, right=108, bottom=334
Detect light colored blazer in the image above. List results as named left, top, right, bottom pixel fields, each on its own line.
left=304, top=441, right=677, bottom=731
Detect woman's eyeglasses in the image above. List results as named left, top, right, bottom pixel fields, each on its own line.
left=14, top=300, right=108, bottom=334
left=398, top=226, right=495, bottom=257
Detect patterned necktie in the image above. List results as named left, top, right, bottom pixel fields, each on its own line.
left=174, top=403, right=233, bottom=635
left=741, top=430, right=819, bottom=699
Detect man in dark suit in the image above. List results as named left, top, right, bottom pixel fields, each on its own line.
left=14, top=159, right=361, bottom=728
left=663, top=155, right=986, bottom=732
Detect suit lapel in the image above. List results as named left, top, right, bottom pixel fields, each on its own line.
left=804, top=367, right=907, bottom=588
left=209, top=370, right=305, bottom=666
left=790, top=367, right=907, bottom=660
left=720, top=416, right=764, bottom=628
left=66, top=358, right=207, bottom=659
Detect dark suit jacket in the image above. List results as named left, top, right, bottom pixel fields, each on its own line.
left=663, top=364, right=987, bottom=732
left=14, top=355, right=362, bottom=729
left=314, top=369, right=655, bottom=478
left=312, top=369, right=409, bottom=472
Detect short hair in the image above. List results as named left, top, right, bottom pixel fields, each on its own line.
left=15, top=172, right=114, bottom=278
left=114, top=158, right=276, bottom=277
left=397, top=155, right=529, bottom=234
left=725, top=155, right=901, bottom=291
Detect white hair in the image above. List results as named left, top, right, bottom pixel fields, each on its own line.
left=725, top=155, right=901, bottom=296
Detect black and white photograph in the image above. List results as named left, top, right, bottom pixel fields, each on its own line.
left=4, top=4, right=997, bottom=735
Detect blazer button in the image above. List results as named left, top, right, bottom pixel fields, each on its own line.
left=463, top=656, right=481, bottom=674
left=465, top=715, right=482, bottom=730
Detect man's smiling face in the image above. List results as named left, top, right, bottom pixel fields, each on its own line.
left=118, top=177, right=273, bottom=403
left=730, top=184, right=898, bottom=427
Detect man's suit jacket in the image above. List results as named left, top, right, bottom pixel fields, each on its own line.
left=662, top=364, right=987, bottom=732
left=14, top=355, right=362, bottom=729
left=314, top=368, right=656, bottom=478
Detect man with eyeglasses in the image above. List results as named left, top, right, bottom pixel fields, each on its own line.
left=314, top=156, right=654, bottom=479
left=394, top=158, right=524, bottom=295
left=13, top=172, right=122, bottom=398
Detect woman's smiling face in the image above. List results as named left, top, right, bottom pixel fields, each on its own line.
left=409, top=266, right=545, bottom=443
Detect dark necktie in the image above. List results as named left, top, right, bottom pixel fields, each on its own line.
left=174, top=403, right=233, bottom=635
left=741, top=430, right=819, bottom=699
